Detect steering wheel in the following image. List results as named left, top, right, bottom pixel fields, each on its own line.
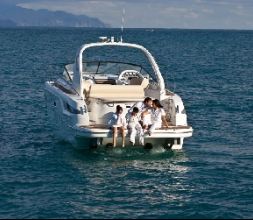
left=118, top=70, right=143, bottom=84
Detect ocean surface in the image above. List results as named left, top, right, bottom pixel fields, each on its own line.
left=0, top=28, right=252, bottom=219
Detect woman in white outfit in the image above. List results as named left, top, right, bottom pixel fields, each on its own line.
left=108, top=105, right=127, bottom=147
left=128, top=107, right=144, bottom=146
left=149, top=99, right=169, bottom=135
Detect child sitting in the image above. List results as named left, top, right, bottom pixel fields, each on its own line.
left=128, top=107, right=144, bottom=146
left=108, top=105, right=127, bottom=147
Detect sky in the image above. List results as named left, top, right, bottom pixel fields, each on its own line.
left=9, top=0, right=253, bottom=29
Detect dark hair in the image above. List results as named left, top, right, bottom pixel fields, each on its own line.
left=144, top=97, right=152, bottom=104
left=152, top=99, right=163, bottom=108
left=132, top=107, right=139, bottom=113
left=116, top=105, right=123, bottom=113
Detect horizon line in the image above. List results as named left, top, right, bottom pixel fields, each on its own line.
left=0, top=26, right=253, bottom=31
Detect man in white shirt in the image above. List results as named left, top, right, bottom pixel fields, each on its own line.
left=127, top=97, right=153, bottom=127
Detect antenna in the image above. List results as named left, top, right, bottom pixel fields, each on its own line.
left=171, top=72, right=176, bottom=93
left=120, top=8, right=125, bottom=42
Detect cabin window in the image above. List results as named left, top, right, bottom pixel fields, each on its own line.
left=64, top=102, right=81, bottom=114
left=176, top=105, right=179, bottom=113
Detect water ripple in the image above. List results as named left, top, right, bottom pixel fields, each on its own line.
left=0, top=28, right=252, bottom=218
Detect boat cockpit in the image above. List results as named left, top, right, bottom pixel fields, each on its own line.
left=63, top=61, right=160, bottom=102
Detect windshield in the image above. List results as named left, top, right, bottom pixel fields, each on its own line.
left=82, top=61, right=150, bottom=77
left=82, top=46, right=157, bottom=81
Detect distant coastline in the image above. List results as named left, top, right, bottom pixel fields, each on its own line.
left=0, top=3, right=109, bottom=28
left=0, top=3, right=252, bottom=31
left=1, top=26, right=252, bottom=32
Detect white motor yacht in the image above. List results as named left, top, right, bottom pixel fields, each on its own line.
left=44, top=37, right=193, bottom=149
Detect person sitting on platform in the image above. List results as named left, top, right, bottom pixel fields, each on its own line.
left=127, top=97, right=153, bottom=128
left=148, top=99, right=169, bottom=136
left=128, top=107, right=144, bottom=146
left=108, top=105, right=127, bottom=147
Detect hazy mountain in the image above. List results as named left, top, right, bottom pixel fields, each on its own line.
left=0, top=3, right=109, bottom=27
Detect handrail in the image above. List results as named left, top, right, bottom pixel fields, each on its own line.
left=72, top=42, right=166, bottom=100
left=64, top=66, right=73, bottom=82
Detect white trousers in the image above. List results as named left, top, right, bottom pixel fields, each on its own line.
left=128, top=123, right=144, bottom=145
left=142, top=114, right=152, bottom=127
left=149, top=121, right=162, bottom=134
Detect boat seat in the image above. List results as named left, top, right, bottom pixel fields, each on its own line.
left=87, top=84, right=145, bottom=101
left=129, top=77, right=149, bottom=89
left=129, top=77, right=142, bottom=85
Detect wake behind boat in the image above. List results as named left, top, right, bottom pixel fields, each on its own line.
left=44, top=36, right=193, bottom=150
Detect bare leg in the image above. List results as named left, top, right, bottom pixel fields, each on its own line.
left=113, top=127, right=117, bottom=147
left=121, top=127, right=125, bottom=147
left=142, top=125, right=148, bottom=133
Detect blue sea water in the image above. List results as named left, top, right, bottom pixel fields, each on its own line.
left=0, top=28, right=252, bottom=219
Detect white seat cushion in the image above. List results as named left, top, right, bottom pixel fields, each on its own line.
left=88, top=84, right=145, bottom=101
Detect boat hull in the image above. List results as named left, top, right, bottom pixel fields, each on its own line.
left=45, top=80, right=193, bottom=150
left=71, top=125, right=193, bottom=150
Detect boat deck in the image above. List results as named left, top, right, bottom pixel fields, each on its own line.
left=75, top=124, right=193, bottom=139
left=79, top=124, right=191, bottom=130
